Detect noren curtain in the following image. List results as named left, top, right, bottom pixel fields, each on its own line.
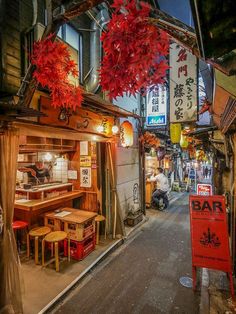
left=0, top=125, right=23, bottom=314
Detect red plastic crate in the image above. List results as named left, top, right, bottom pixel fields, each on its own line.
left=64, top=233, right=95, bottom=261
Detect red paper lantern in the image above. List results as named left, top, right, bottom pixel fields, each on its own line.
left=120, top=121, right=133, bottom=147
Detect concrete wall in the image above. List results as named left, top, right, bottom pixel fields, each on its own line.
left=113, top=95, right=141, bottom=219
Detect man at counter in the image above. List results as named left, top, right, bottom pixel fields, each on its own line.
left=148, top=167, right=169, bottom=209
left=18, top=161, right=51, bottom=185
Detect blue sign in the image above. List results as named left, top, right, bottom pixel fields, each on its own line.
left=147, top=115, right=166, bottom=126
left=189, top=169, right=195, bottom=179
left=146, top=84, right=167, bottom=126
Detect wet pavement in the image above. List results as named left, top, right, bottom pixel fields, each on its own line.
left=48, top=194, right=200, bottom=314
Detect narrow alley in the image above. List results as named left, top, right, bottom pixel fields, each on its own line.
left=49, top=194, right=200, bottom=314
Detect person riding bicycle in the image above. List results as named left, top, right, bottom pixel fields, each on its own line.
left=149, top=167, right=169, bottom=209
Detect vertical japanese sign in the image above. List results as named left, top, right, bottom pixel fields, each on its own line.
left=170, top=42, right=198, bottom=123
left=146, top=84, right=167, bottom=126
left=189, top=195, right=234, bottom=296
left=80, top=167, right=91, bottom=188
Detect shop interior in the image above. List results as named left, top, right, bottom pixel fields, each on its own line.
left=13, top=134, right=118, bottom=314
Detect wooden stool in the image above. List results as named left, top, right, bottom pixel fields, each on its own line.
left=12, top=220, right=28, bottom=252
left=42, top=231, right=70, bottom=272
left=95, top=215, right=106, bottom=245
left=27, top=226, right=51, bottom=265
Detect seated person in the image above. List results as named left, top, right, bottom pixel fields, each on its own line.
left=148, top=167, right=169, bottom=209
left=18, top=161, right=50, bottom=185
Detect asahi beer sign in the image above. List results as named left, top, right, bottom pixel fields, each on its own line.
left=170, top=42, right=198, bottom=123
left=146, top=84, right=167, bottom=126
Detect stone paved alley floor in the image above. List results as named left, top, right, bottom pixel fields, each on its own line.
left=48, top=194, right=201, bottom=314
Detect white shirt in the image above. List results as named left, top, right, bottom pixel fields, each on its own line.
left=150, top=173, right=169, bottom=192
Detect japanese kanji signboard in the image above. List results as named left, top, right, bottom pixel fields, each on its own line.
left=80, top=167, right=91, bottom=188
left=170, top=42, right=198, bottom=123
left=189, top=195, right=234, bottom=297
left=197, top=184, right=212, bottom=196
left=146, top=84, right=167, bottom=126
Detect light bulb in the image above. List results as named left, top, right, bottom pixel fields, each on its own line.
left=97, top=125, right=104, bottom=133
left=44, top=152, right=53, bottom=161
left=112, top=125, right=119, bottom=134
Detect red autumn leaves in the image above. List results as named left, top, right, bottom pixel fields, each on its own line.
left=31, top=35, right=83, bottom=110
left=100, top=0, right=169, bottom=98
left=32, top=0, right=169, bottom=108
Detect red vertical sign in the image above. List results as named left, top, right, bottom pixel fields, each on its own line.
left=189, top=195, right=234, bottom=296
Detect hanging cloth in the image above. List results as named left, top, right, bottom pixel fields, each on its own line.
left=0, top=125, right=23, bottom=314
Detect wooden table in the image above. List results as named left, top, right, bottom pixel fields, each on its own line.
left=14, top=191, right=84, bottom=227
left=44, top=208, right=97, bottom=241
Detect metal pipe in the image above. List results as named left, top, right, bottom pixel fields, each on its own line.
left=85, top=9, right=110, bottom=93
left=32, top=0, right=38, bottom=26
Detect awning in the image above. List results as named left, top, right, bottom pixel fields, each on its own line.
left=220, top=97, right=236, bottom=134
left=82, top=91, right=140, bottom=119
left=188, top=126, right=217, bottom=136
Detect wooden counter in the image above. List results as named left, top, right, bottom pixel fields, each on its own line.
left=14, top=191, right=84, bottom=227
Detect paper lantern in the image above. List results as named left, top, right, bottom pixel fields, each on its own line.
left=180, top=133, right=189, bottom=149
left=170, top=123, right=181, bottom=144
left=120, top=121, right=133, bottom=147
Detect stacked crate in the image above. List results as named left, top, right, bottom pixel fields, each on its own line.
left=44, top=208, right=97, bottom=260
left=61, top=211, right=97, bottom=260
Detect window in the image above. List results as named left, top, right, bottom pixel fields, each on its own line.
left=57, top=24, right=83, bottom=84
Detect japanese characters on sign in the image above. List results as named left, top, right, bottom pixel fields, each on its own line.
left=146, top=84, right=167, bottom=126
left=197, top=184, right=212, bottom=196
left=189, top=195, right=234, bottom=296
left=170, top=42, right=198, bottom=123
left=80, top=167, right=91, bottom=188
left=80, top=156, right=92, bottom=167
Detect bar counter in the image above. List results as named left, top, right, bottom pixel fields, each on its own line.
left=14, top=191, right=84, bottom=227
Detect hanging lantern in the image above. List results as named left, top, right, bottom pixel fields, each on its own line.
left=120, top=121, right=133, bottom=147
left=170, top=123, right=181, bottom=144
left=164, top=157, right=170, bottom=169
left=180, top=133, right=189, bottom=149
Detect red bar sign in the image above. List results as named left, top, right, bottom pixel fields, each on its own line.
left=189, top=195, right=234, bottom=297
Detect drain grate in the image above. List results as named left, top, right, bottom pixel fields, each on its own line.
left=179, top=276, right=193, bottom=288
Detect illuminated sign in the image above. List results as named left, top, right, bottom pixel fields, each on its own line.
left=146, top=84, right=167, bottom=126
left=170, top=42, right=198, bottom=123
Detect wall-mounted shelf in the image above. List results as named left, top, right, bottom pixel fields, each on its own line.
left=19, top=136, right=76, bottom=152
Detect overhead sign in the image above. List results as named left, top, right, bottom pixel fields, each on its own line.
left=189, top=195, right=234, bottom=297
left=197, top=184, right=212, bottom=196
left=146, top=84, right=167, bottom=126
left=169, top=42, right=198, bottom=123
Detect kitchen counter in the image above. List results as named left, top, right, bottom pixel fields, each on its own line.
left=16, top=182, right=73, bottom=193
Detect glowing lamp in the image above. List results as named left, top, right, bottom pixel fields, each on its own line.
left=44, top=152, right=53, bottom=161
left=180, top=133, right=189, bottom=149
left=120, top=120, right=133, bottom=147
left=112, top=125, right=119, bottom=135
left=170, top=123, right=181, bottom=144
left=97, top=125, right=104, bottom=133
left=164, top=157, right=169, bottom=169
